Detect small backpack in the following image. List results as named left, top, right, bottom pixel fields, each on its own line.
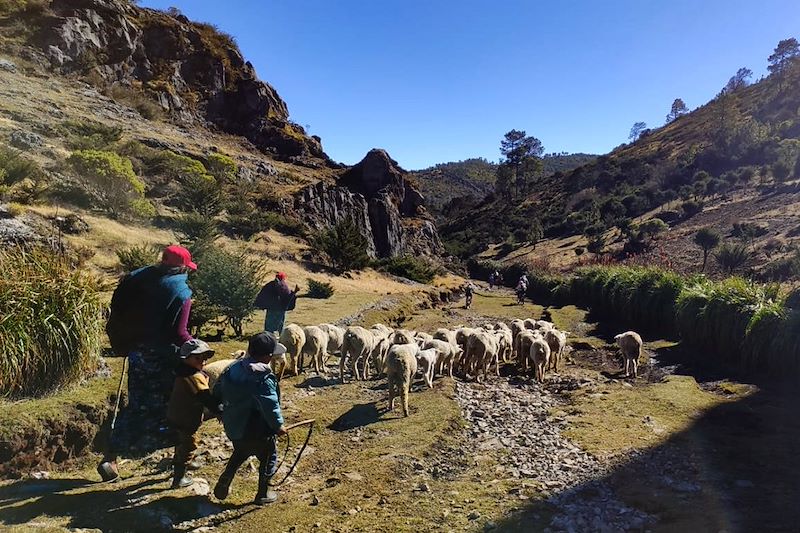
left=106, top=267, right=157, bottom=355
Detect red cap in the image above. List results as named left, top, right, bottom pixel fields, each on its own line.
left=276, top=272, right=287, bottom=280
left=161, top=245, right=197, bottom=271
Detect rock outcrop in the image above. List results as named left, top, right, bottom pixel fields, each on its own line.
left=6, top=0, right=324, bottom=161
left=295, top=149, right=444, bottom=258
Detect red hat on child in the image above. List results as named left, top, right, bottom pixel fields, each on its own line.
left=276, top=272, right=287, bottom=280
left=161, top=245, right=197, bottom=271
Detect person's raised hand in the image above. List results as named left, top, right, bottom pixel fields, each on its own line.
left=276, top=425, right=288, bottom=436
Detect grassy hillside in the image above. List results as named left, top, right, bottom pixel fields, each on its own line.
left=411, top=153, right=595, bottom=217
left=440, top=55, right=800, bottom=279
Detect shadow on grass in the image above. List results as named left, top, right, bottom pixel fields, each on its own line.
left=0, top=473, right=257, bottom=532
left=328, top=402, right=383, bottom=432
left=491, top=387, right=800, bottom=532
left=294, top=375, right=339, bottom=389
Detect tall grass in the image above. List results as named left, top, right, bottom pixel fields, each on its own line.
left=0, top=247, right=105, bottom=397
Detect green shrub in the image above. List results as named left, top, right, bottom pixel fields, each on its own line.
left=694, top=227, right=721, bottom=272
left=116, top=244, right=161, bottom=273
left=307, top=278, right=335, bottom=299
left=376, top=255, right=442, bottom=284
left=313, top=217, right=371, bottom=272
left=175, top=211, right=219, bottom=253
left=681, top=200, right=703, bottom=217
left=761, top=250, right=800, bottom=281
left=206, top=152, right=237, bottom=182
left=60, top=120, right=123, bottom=150
left=0, top=247, right=104, bottom=397
left=0, top=145, right=44, bottom=190
left=177, top=172, right=221, bottom=217
left=107, top=85, right=163, bottom=120
left=714, top=242, right=750, bottom=274
left=191, top=247, right=265, bottom=337
left=67, top=150, right=148, bottom=218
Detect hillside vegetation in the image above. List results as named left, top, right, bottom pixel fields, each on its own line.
left=411, top=153, right=595, bottom=217
left=441, top=48, right=800, bottom=279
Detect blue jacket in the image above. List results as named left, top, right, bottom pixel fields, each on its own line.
left=216, top=358, right=283, bottom=441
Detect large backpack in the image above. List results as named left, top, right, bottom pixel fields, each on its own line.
left=106, top=267, right=158, bottom=355
left=254, top=280, right=279, bottom=310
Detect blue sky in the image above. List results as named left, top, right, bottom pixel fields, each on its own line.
left=140, top=0, right=799, bottom=170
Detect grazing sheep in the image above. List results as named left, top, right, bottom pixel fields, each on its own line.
left=386, top=343, right=420, bottom=417
left=319, top=323, right=345, bottom=358
left=433, top=327, right=457, bottom=347
left=523, top=318, right=538, bottom=330
left=529, top=337, right=551, bottom=383
left=368, top=336, right=392, bottom=379
left=415, top=331, right=433, bottom=347
left=392, top=329, right=416, bottom=345
left=615, top=331, right=643, bottom=378
left=510, top=319, right=526, bottom=357
left=515, top=330, right=540, bottom=373
left=340, top=326, right=376, bottom=382
left=280, top=324, right=306, bottom=376
left=302, top=326, right=329, bottom=374
left=495, top=328, right=513, bottom=363
left=371, top=323, right=393, bottom=337
left=464, top=330, right=499, bottom=382
left=423, top=338, right=459, bottom=378
left=415, top=347, right=438, bottom=389
left=544, top=329, right=567, bottom=372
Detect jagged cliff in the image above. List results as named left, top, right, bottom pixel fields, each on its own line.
left=0, top=0, right=445, bottom=259
left=295, top=149, right=443, bottom=258
left=1, top=0, right=325, bottom=162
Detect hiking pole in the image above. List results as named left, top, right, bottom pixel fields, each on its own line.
left=270, top=419, right=315, bottom=487
left=110, top=355, right=128, bottom=431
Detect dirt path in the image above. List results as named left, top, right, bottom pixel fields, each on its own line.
left=0, top=286, right=796, bottom=532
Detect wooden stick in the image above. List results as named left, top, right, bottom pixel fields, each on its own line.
left=284, top=419, right=315, bottom=432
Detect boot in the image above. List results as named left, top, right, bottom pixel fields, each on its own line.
left=253, top=470, right=277, bottom=505
left=213, top=470, right=235, bottom=501
left=97, top=456, right=119, bottom=482
left=171, top=465, right=194, bottom=489
left=186, top=459, right=203, bottom=471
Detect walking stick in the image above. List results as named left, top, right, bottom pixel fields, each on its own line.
left=110, top=355, right=128, bottom=430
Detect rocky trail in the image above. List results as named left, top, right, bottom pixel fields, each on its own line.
left=0, top=288, right=796, bottom=532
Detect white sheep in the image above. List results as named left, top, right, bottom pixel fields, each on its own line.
left=495, top=328, right=513, bottom=363
left=615, top=331, right=643, bottom=378
left=392, top=329, right=416, bottom=345
left=368, top=336, right=392, bottom=379
left=494, top=321, right=511, bottom=332
left=464, top=330, right=499, bottom=382
left=415, top=331, right=433, bottom=347
left=536, top=320, right=555, bottom=332
left=523, top=318, right=538, bottom=330
left=370, top=323, right=393, bottom=337
left=515, top=330, right=540, bottom=373
left=510, top=319, right=526, bottom=357
left=529, top=337, right=551, bottom=383
left=279, top=324, right=306, bottom=376
left=386, top=343, right=420, bottom=417
left=415, top=347, right=438, bottom=389
left=423, top=338, right=459, bottom=378
left=319, top=323, right=345, bottom=359
left=544, top=329, right=567, bottom=372
left=340, top=326, right=376, bottom=382
left=433, top=327, right=457, bottom=347
left=302, top=325, right=329, bottom=374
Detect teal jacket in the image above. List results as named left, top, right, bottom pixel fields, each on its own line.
left=215, top=358, right=283, bottom=441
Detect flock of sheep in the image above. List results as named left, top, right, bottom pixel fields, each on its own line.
left=204, top=321, right=644, bottom=419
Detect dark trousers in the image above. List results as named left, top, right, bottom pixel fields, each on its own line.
left=172, top=428, right=199, bottom=469
left=219, top=437, right=278, bottom=496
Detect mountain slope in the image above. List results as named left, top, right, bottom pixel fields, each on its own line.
left=440, top=56, right=800, bottom=277
left=411, top=153, right=596, bottom=217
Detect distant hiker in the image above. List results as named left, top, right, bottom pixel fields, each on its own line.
left=98, top=245, right=197, bottom=482
left=254, top=272, right=299, bottom=334
left=488, top=271, right=496, bottom=290
left=167, top=339, right=221, bottom=489
left=213, top=332, right=288, bottom=505
left=516, top=277, right=528, bottom=306
left=464, top=282, right=475, bottom=309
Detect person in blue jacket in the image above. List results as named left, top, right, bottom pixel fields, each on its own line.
left=213, top=332, right=288, bottom=505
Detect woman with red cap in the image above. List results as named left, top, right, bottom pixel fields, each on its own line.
left=98, top=244, right=198, bottom=481
left=254, top=271, right=299, bottom=334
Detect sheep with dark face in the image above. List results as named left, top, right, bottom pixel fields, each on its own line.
left=615, top=331, right=643, bottom=378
